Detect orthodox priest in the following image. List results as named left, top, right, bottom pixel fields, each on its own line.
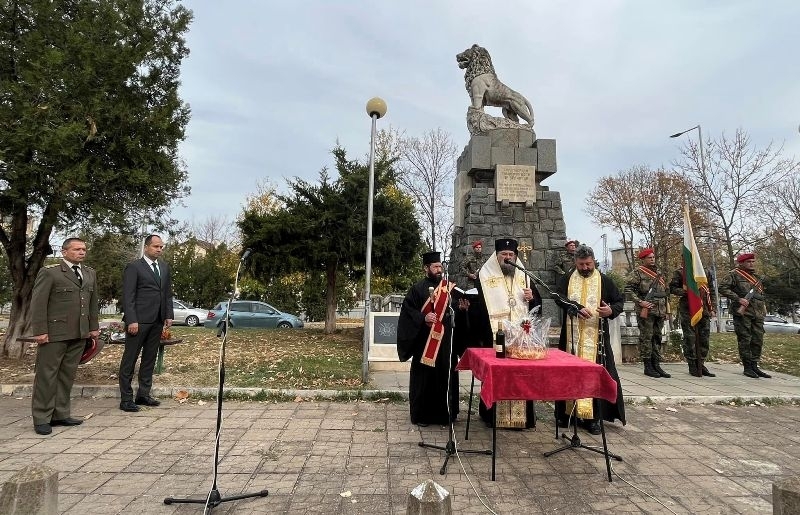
left=554, top=245, right=626, bottom=435
left=472, top=238, right=541, bottom=428
left=397, top=251, right=468, bottom=426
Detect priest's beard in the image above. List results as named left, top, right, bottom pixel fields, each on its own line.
left=500, top=260, right=516, bottom=276
left=578, top=267, right=594, bottom=278
left=426, top=270, right=442, bottom=282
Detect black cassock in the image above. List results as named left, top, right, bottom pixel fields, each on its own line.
left=397, top=277, right=466, bottom=425
left=553, top=272, right=627, bottom=425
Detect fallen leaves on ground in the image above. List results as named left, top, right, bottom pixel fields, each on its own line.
left=0, top=326, right=365, bottom=390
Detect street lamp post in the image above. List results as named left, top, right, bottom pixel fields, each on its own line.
left=670, top=124, right=723, bottom=332
left=362, top=97, right=387, bottom=383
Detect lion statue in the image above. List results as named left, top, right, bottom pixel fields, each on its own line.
left=456, top=44, right=534, bottom=126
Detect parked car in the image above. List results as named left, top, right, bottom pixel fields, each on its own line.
left=172, top=300, right=208, bottom=327
left=725, top=315, right=800, bottom=334
left=203, top=301, right=304, bottom=330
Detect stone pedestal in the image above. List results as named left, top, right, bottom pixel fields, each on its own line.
left=406, top=479, right=452, bottom=514
left=450, top=128, right=563, bottom=323
left=0, top=463, right=58, bottom=515
left=773, top=476, right=800, bottom=515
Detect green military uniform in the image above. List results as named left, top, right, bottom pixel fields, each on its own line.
left=30, top=261, right=99, bottom=426
left=669, top=267, right=716, bottom=376
left=718, top=264, right=767, bottom=377
left=625, top=264, right=669, bottom=377
left=460, top=250, right=486, bottom=287
left=553, top=251, right=575, bottom=276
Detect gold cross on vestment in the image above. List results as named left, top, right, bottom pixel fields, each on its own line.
left=518, top=241, right=533, bottom=262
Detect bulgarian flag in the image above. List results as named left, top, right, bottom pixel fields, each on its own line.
left=682, top=204, right=708, bottom=326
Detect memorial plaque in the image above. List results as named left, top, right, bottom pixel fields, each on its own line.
left=370, top=312, right=400, bottom=344
left=495, top=164, right=536, bottom=203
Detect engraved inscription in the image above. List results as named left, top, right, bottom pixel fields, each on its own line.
left=495, top=164, right=536, bottom=203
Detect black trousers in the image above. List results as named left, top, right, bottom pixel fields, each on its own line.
left=119, top=321, right=162, bottom=401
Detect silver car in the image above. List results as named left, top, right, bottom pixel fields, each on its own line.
left=725, top=315, right=800, bottom=334
left=172, top=300, right=208, bottom=327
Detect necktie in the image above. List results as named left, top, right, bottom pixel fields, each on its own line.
left=152, top=262, right=161, bottom=281
left=72, top=265, right=82, bottom=285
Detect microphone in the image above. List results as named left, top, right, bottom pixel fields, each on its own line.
left=504, top=258, right=523, bottom=269
left=240, top=248, right=253, bottom=261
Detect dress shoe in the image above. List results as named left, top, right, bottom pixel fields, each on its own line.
left=51, top=417, right=83, bottom=426
left=701, top=366, right=716, bottom=377
left=135, top=396, right=161, bottom=407
left=120, top=400, right=141, bottom=412
left=34, top=423, right=52, bottom=435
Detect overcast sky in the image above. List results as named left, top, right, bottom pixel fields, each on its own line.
left=175, top=0, right=800, bottom=258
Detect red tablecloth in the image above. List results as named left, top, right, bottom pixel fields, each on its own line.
left=456, top=347, right=618, bottom=407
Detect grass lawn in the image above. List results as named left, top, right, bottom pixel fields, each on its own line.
left=2, top=325, right=799, bottom=389
left=662, top=330, right=800, bottom=376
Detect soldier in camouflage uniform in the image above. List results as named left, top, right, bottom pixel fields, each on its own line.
left=625, top=248, right=670, bottom=378
left=670, top=265, right=717, bottom=377
left=554, top=239, right=578, bottom=276
left=718, top=253, right=769, bottom=378
left=460, top=240, right=485, bottom=287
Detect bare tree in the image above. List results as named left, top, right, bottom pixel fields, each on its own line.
left=393, top=128, right=458, bottom=257
left=190, top=215, right=239, bottom=248
left=585, top=165, right=705, bottom=273
left=760, top=174, right=800, bottom=271
left=673, top=128, right=797, bottom=268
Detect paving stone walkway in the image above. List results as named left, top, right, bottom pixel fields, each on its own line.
left=2, top=361, right=799, bottom=514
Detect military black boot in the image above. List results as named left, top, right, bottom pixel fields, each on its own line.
left=742, top=361, right=759, bottom=378
left=687, top=362, right=701, bottom=377
left=652, top=356, right=671, bottom=378
left=701, top=363, right=716, bottom=377
left=644, top=358, right=660, bottom=378
left=752, top=362, right=772, bottom=378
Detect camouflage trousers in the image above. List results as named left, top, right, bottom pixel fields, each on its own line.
left=637, top=315, right=664, bottom=360
left=731, top=315, right=765, bottom=363
left=678, top=312, right=710, bottom=361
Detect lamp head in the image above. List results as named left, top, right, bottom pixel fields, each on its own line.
left=366, top=97, right=387, bottom=119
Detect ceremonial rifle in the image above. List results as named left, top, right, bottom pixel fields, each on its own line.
left=639, top=279, right=666, bottom=318
left=736, top=286, right=757, bottom=315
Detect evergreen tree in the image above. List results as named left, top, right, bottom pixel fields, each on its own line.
left=0, top=0, right=192, bottom=356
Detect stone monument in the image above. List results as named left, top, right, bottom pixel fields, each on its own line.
left=450, top=44, right=567, bottom=323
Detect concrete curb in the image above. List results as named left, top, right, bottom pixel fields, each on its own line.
left=4, top=383, right=799, bottom=405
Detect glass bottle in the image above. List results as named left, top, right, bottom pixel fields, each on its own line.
left=495, top=321, right=506, bottom=358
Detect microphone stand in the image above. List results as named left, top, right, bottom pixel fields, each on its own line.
left=164, top=250, right=269, bottom=512
left=517, top=262, right=621, bottom=480
left=417, top=270, right=491, bottom=475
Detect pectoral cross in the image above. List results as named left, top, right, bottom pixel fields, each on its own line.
left=518, top=241, right=533, bottom=262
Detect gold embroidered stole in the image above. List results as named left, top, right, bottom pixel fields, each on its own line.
left=478, top=253, right=530, bottom=428
left=565, top=269, right=602, bottom=420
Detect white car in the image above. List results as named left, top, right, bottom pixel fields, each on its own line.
left=172, top=300, right=208, bottom=327
left=725, top=315, right=800, bottom=334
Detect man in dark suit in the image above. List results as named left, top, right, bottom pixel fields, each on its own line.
left=119, top=234, right=174, bottom=412
left=30, top=237, right=100, bottom=435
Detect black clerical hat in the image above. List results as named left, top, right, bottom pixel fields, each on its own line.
left=422, top=251, right=441, bottom=265
left=494, top=238, right=518, bottom=254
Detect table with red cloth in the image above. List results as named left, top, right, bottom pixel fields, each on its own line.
left=455, top=347, right=619, bottom=480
